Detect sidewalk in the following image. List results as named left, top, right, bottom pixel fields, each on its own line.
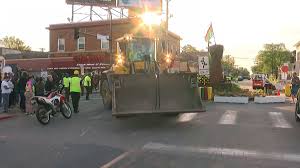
left=0, top=106, right=21, bottom=121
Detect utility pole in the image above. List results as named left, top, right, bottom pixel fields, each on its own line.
left=109, top=7, right=113, bottom=66
left=165, top=0, right=169, bottom=55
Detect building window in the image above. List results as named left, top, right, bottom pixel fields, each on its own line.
left=58, top=38, right=65, bottom=51
left=101, top=38, right=109, bottom=50
left=77, top=37, right=85, bottom=50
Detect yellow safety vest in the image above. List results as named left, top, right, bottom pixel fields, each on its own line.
left=63, top=77, right=70, bottom=87
left=70, top=76, right=81, bottom=93
left=84, top=76, right=91, bottom=87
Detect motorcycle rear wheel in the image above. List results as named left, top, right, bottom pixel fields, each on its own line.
left=36, top=106, right=50, bottom=125
left=61, top=102, right=72, bottom=119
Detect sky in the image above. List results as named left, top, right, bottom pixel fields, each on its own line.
left=1, top=0, right=300, bottom=72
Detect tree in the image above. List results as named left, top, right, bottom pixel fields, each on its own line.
left=238, top=67, right=250, bottom=77
left=251, top=43, right=291, bottom=77
left=222, top=55, right=235, bottom=76
left=2, top=36, right=31, bottom=51
left=180, top=44, right=202, bottom=61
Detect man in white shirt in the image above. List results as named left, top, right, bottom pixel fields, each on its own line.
left=2, top=75, right=13, bottom=113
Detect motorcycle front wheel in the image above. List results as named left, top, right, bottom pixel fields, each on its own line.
left=61, top=102, right=72, bottom=119
left=36, top=105, right=50, bottom=125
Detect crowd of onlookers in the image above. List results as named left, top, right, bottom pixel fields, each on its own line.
left=0, top=71, right=101, bottom=114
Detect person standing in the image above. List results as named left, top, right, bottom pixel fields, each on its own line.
left=45, top=75, right=55, bottom=94
left=9, top=75, right=17, bottom=108
left=35, top=77, right=45, bottom=96
left=70, top=70, right=81, bottom=113
left=1, top=75, right=13, bottom=113
left=291, top=72, right=300, bottom=104
left=25, top=76, right=35, bottom=114
left=80, top=74, right=85, bottom=96
left=84, top=73, right=92, bottom=100
left=63, top=73, right=70, bottom=102
left=0, top=74, right=2, bottom=107
left=18, top=72, right=28, bottom=113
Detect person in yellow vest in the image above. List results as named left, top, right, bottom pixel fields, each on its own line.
left=84, top=73, right=92, bottom=100
left=63, top=73, right=71, bottom=102
left=70, top=70, right=81, bottom=113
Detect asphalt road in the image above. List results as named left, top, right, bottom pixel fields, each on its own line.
left=237, top=79, right=253, bottom=90
left=1, top=93, right=300, bottom=168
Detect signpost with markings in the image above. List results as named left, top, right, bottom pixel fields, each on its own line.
left=198, top=56, right=209, bottom=76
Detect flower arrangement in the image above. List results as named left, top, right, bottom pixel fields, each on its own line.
left=198, top=75, right=210, bottom=86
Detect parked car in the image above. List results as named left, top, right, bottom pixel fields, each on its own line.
left=244, top=76, right=251, bottom=80
left=238, top=76, right=244, bottom=81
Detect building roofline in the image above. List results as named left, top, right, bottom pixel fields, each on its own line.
left=167, top=31, right=182, bottom=40
left=47, top=18, right=134, bottom=30
left=47, top=18, right=182, bottom=40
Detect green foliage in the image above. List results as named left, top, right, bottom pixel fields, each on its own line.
left=238, top=67, right=250, bottom=77
left=181, top=44, right=199, bottom=53
left=222, top=55, right=235, bottom=76
left=214, top=83, right=246, bottom=97
left=214, top=83, right=242, bottom=93
left=198, top=75, right=210, bottom=86
left=222, top=55, right=250, bottom=77
left=251, top=43, right=291, bottom=75
left=2, top=36, right=31, bottom=51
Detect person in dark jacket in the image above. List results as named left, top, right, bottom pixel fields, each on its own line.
left=45, top=75, right=55, bottom=93
left=18, top=72, right=28, bottom=112
left=35, top=77, right=45, bottom=96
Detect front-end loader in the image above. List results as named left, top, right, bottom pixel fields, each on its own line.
left=100, top=34, right=205, bottom=117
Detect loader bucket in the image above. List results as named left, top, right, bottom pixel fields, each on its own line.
left=111, top=74, right=157, bottom=116
left=157, top=73, right=205, bottom=113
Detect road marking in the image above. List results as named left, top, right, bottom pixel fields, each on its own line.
left=143, top=142, right=300, bottom=163
left=80, top=127, right=90, bottom=137
left=218, top=110, right=237, bottom=125
left=177, top=113, right=198, bottom=122
left=269, top=112, right=292, bottom=128
left=100, top=151, right=132, bottom=168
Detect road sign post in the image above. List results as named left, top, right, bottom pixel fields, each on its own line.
left=198, top=56, right=209, bottom=77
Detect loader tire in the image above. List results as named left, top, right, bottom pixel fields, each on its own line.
left=101, top=80, right=112, bottom=110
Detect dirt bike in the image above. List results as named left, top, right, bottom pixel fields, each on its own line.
left=31, top=88, right=72, bottom=125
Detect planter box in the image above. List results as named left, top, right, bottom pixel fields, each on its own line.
left=214, top=96, right=249, bottom=104
left=254, top=96, right=286, bottom=104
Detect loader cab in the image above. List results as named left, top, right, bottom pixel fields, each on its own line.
left=116, top=36, right=159, bottom=74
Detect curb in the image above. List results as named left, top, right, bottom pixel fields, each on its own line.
left=0, top=114, right=16, bottom=121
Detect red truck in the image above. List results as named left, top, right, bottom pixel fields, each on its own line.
left=252, top=74, right=265, bottom=90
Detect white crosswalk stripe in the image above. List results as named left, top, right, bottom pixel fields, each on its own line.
left=177, top=113, right=198, bottom=122
left=218, top=110, right=238, bottom=125
left=143, top=142, right=300, bottom=163
left=269, top=112, right=292, bottom=128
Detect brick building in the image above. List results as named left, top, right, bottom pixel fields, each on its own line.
left=48, top=18, right=181, bottom=69
left=5, top=18, right=181, bottom=74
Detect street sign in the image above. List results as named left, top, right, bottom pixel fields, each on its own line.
left=198, top=56, right=209, bottom=76
left=97, top=34, right=109, bottom=40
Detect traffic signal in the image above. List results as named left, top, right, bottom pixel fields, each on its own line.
left=291, top=50, right=296, bottom=63
left=74, top=28, right=80, bottom=39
